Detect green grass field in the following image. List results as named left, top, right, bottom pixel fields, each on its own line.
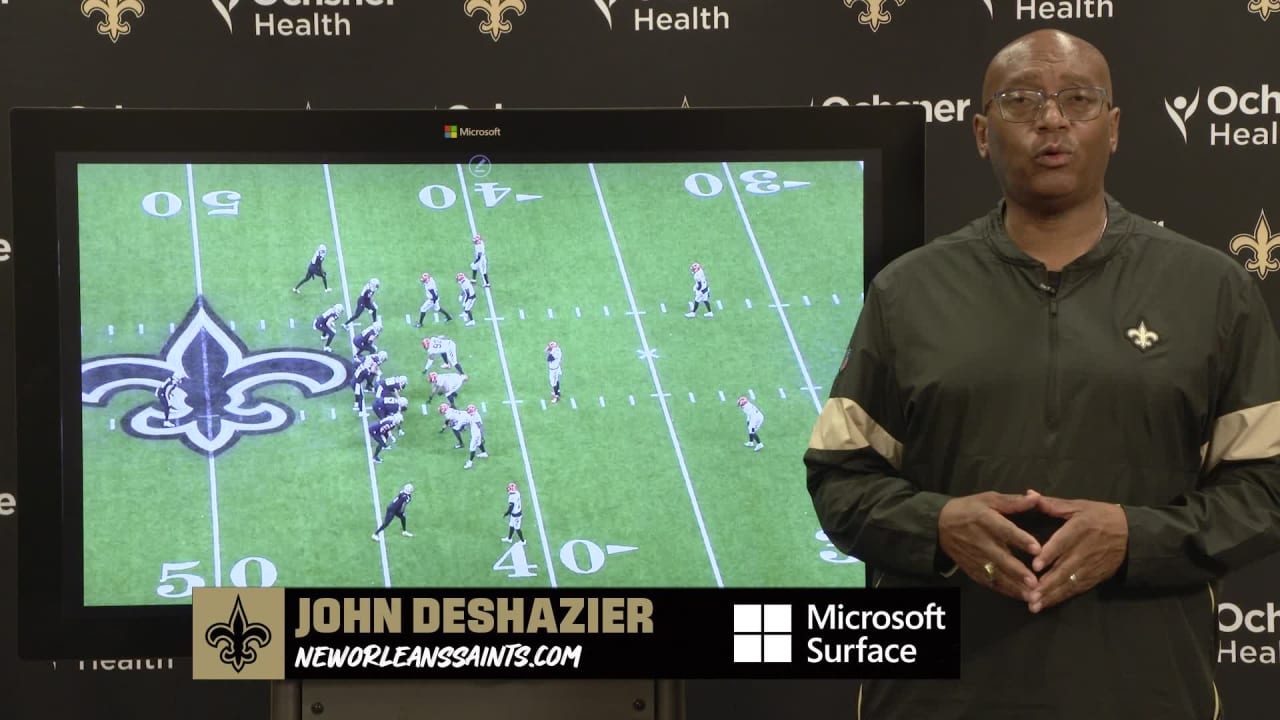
left=77, top=159, right=868, bottom=605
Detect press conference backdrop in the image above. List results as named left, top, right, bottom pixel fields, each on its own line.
left=0, top=1, right=1277, bottom=718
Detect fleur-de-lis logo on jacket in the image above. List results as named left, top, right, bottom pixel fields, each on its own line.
left=81, top=0, right=145, bottom=42
left=205, top=595, right=272, bottom=673
left=464, top=0, right=527, bottom=41
left=1229, top=210, right=1280, bottom=280
left=1126, top=321, right=1160, bottom=351
left=1248, top=0, right=1280, bottom=21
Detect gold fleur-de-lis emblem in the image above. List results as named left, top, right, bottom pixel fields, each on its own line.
left=205, top=595, right=272, bottom=673
left=1126, top=321, right=1160, bottom=351
left=81, top=0, right=145, bottom=43
left=1229, top=210, right=1280, bottom=280
left=464, top=0, right=527, bottom=41
left=1248, top=0, right=1280, bottom=21
left=844, top=0, right=906, bottom=32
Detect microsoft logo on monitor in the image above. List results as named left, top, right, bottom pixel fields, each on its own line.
left=444, top=124, right=458, bottom=139
left=733, top=604, right=792, bottom=663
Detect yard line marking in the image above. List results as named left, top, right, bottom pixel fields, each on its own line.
left=457, top=163, right=557, bottom=588
left=724, top=161, right=823, bottom=415
left=324, top=163, right=392, bottom=588
left=186, top=164, right=221, bottom=588
left=589, top=162, right=724, bottom=588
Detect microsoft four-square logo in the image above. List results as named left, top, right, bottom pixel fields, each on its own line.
left=733, top=604, right=791, bottom=663
left=444, top=124, right=459, bottom=139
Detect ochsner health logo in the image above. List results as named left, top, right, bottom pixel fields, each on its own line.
left=212, top=0, right=396, bottom=38
left=1165, top=84, right=1280, bottom=147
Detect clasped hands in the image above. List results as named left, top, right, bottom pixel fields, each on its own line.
left=937, top=490, right=1129, bottom=613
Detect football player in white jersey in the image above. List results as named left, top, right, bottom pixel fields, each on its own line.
left=439, top=403, right=471, bottom=449
left=684, top=262, right=714, bottom=318
left=416, top=272, right=453, bottom=327
left=421, top=335, right=463, bottom=374
left=426, top=371, right=468, bottom=408
left=502, top=482, right=526, bottom=544
left=546, top=341, right=563, bottom=404
left=462, top=404, right=488, bottom=469
left=738, top=396, right=765, bottom=451
left=470, top=234, right=490, bottom=288
left=456, top=273, right=478, bottom=327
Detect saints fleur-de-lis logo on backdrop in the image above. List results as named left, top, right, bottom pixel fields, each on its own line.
left=1126, top=321, right=1160, bottom=351
left=465, top=0, right=527, bottom=41
left=81, top=297, right=350, bottom=456
left=845, top=0, right=906, bottom=32
left=1229, top=210, right=1280, bottom=280
left=205, top=595, right=272, bottom=673
left=1248, top=0, right=1280, bottom=21
left=81, top=0, right=145, bottom=42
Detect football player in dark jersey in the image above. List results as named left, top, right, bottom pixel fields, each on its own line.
left=368, top=412, right=400, bottom=463
left=155, top=373, right=183, bottom=427
left=314, top=303, right=343, bottom=353
left=343, top=278, right=380, bottom=327
left=372, top=483, right=415, bottom=539
left=352, top=320, right=383, bottom=360
left=292, top=244, right=331, bottom=293
left=352, top=353, right=385, bottom=412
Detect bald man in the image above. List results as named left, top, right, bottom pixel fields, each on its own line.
left=806, top=29, right=1280, bottom=719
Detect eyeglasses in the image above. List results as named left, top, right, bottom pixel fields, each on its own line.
left=984, top=86, right=1110, bottom=123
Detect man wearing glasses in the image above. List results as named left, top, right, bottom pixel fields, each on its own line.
left=806, top=29, right=1280, bottom=719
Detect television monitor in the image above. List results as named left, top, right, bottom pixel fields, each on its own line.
left=13, top=106, right=926, bottom=660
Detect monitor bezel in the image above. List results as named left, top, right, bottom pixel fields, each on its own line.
left=13, top=106, right=926, bottom=660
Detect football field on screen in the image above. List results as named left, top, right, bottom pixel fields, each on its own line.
left=78, top=159, right=867, bottom=605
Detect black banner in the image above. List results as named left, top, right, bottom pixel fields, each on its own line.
left=192, top=587, right=960, bottom=680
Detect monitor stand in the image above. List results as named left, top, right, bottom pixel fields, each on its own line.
left=271, top=679, right=686, bottom=720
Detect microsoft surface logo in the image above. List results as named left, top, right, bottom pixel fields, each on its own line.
left=444, top=124, right=458, bottom=139
left=733, top=604, right=791, bottom=663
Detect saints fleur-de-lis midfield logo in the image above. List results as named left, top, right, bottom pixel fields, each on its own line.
left=205, top=595, right=272, bottom=673
left=1230, top=210, right=1280, bottom=280
left=465, top=0, right=527, bottom=41
left=81, top=0, right=145, bottom=42
left=81, top=297, right=350, bottom=457
left=1126, top=321, right=1160, bottom=351
left=1249, top=0, right=1280, bottom=21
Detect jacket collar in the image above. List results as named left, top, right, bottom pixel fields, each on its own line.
left=984, top=193, right=1131, bottom=270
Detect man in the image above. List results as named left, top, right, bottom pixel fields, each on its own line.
left=292, top=243, right=331, bottom=293
left=737, top=396, right=764, bottom=451
left=426, top=370, right=468, bottom=408
left=367, top=411, right=399, bottom=464
left=683, top=262, right=713, bottom=318
left=416, top=272, right=453, bottom=327
left=372, top=483, right=414, bottom=540
left=456, top=273, right=478, bottom=327
left=804, top=29, right=1280, bottom=720
left=352, top=319, right=382, bottom=361
left=502, top=482, right=525, bottom=545
left=313, top=303, right=343, bottom=353
left=343, top=278, right=380, bottom=327
left=546, top=341, right=562, bottom=404
left=463, top=403, right=488, bottom=470
left=155, top=373, right=183, bottom=428
left=422, top=335, right=464, bottom=374
left=439, top=402, right=471, bottom=450
left=471, top=234, right=490, bottom=288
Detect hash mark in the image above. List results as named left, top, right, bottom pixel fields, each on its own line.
left=629, top=395, right=636, bottom=406
left=138, top=324, right=145, bottom=335
left=109, top=418, right=116, bottom=430
left=540, top=398, right=547, bottom=410
left=575, top=307, right=581, bottom=318
left=599, top=396, right=606, bottom=407
left=548, top=308, right=554, bottom=319
left=745, top=298, right=753, bottom=309
left=779, top=388, right=787, bottom=399
left=170, top=322, right=176, bottom=334
left=833, top=294, right=841, bottom=305
left=300, top=410, right=306, bottom=421
left=688, top=392, right=696, bottom=403
left=660, top=303, right=667, bottom=314
left=289, top=318, right=295, bottom=329
left=570, top=397, right=578, bottom=409
left=716, top=299, right=723, bottom=310
left=519, top=309, right=526, bottom=320
left=260, top=319, right=267, bottom=330
left=749, top=389, right=756, bottom=400
left=603, top=305, right=610, bottom=317
left=230, top=320, right=236, bottom=331
left=405, top=314, right=411, bottom=325
left=330, top=407, right=336, bottom=420
left=802, top=296, right=811, bottom=307
left=718, top=390, right=726, bottom=402
left=482, top=402, right=488, bottom=413
left=421, top=404, right=428, bottom=416
left=108, top=325, right=114, bottom=336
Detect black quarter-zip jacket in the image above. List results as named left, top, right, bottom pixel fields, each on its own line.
left=805, top=195, right=1280, bottom=720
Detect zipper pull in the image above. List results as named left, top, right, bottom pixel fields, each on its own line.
left=1050, top=295, right=1058, bottom=316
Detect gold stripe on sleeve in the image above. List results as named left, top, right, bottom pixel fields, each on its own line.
left=1199, top=400, right=1280, bottom=473
left=808, top=397, right=904, bottom=471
